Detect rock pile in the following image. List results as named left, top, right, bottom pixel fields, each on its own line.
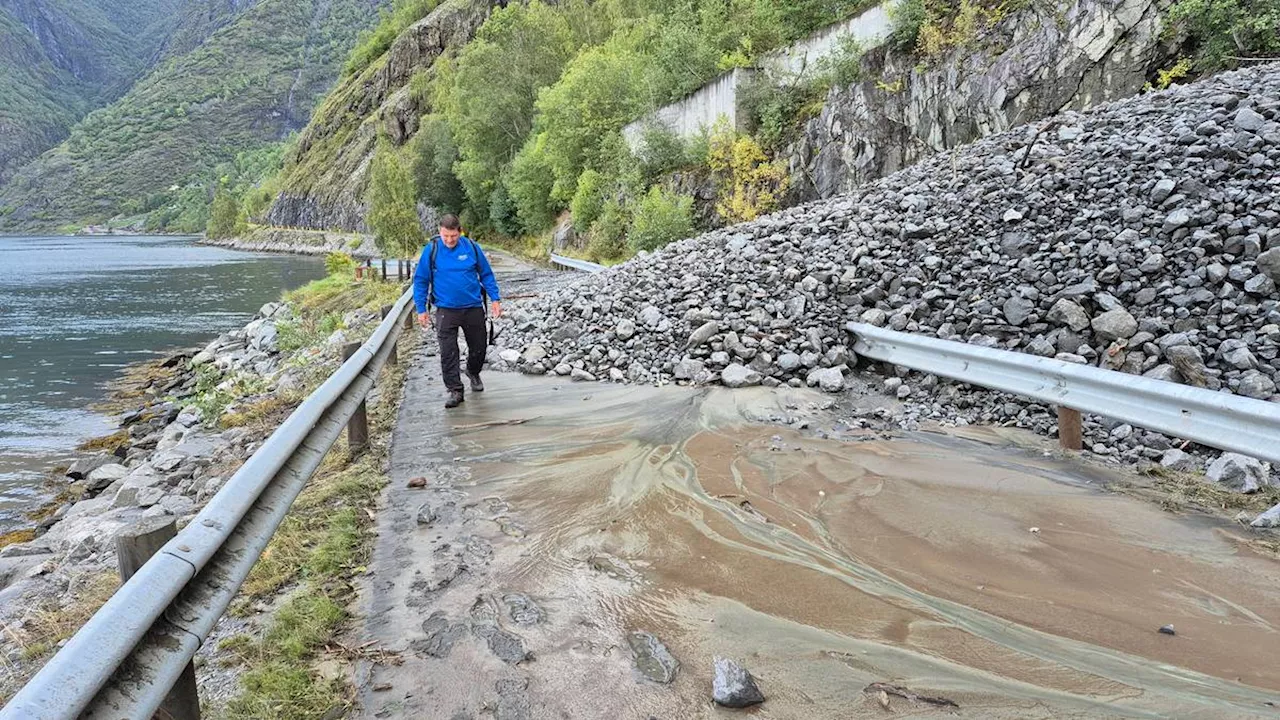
left=493, top=64, right=1280, bottom=501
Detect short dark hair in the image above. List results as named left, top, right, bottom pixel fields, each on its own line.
left=439, top=213, right=461, bottom=230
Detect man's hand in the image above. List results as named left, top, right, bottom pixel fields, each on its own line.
left=417, top=311, right=430, bottom=329
left=490, top=301, right=502, bottom=319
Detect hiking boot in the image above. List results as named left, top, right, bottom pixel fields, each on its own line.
left=469, top=373, right=484, bottom=392
left=445, top=390, right=464, bottom=408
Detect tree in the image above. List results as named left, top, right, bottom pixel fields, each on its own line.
left=367, top=138, right=424, bottom=258
left=409, top=114, right=466, bottom=213
left=206, top=188, right=241, bottom=238
left=628, top=186, right=693, bottom=253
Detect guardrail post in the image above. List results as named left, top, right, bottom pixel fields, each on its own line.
left=381, top=305, right=398, bottom=365
left=342, top=343, right=370, bottom=454
left=1057, top=406, right=1083, bottom=451
left=380, top=259, right=387, bottom=281
left=116, top=518, right=201, bottom=720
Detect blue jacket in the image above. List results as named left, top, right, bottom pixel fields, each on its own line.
left=412, top=236, right=501, bottom=312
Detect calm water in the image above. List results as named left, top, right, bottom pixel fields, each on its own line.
left=0, top=235, right=325, bottom=525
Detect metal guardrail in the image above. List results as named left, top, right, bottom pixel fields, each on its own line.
left=848, top=322, right=1280, bottom=465
left=2, top=289, right=415, bottom=720
left=549, top=253, right=605, bottom=273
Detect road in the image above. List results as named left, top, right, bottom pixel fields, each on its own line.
left=353, top=254, right=1280, bottom=719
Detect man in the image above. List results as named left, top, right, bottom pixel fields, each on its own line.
left=413, top=214, right=502, bottom=408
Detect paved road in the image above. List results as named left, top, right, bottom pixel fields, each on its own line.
left=353, top=255, right=1280, bottom=719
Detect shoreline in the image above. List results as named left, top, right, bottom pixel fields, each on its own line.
left=200, top=225, right=380, bottom=259
left=0, top=270, right=405, bottom=702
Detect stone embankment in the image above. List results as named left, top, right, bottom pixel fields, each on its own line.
left=493, top=63, right=1280, bottom=525
left=203, top=226, right=378, bottom=258
left=0, top=293, right=387, bottom=693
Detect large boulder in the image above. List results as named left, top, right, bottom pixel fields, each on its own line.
left=721, top=364, right=762, bottom=388
left=1205, top=453, right=1271, bottom=493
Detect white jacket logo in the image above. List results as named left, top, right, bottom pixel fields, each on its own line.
left=458, top=254, right=469, bottom=261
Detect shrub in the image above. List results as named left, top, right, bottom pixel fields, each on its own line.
left=508, top=137, right=559, bottom=232
left=206, top=188, right=241, bottom=239
left=1167, top=0, right=1280, bottom=71
left=324, top=252, right=357, bottom=277
left=367, top=138, right=424, bottom=258
left=570, top=169, right=606, bottom=232
left=627, top=186, right=693, bottom=253
left=487, top=183, right=521, bottom=236
left=586, top=194, right=630, bottom=262
left=409, top=114, right=466, bottom=213
left=819, top=34, right=864, bottom=88
left=708, top=128, right=788, bottom=224
left=637, top=125, right=694, bottom=182
left=888, top=0, right=927, bottom=49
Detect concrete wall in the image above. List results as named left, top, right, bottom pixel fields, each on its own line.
left=622, top=1, right=895, bottom=151
left=622, top=68, right=753, bottom=149
left=761, top=2, right=894, bottom=76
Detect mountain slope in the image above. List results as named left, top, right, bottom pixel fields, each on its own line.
left=0, top=0, right=188, bottom=182
left=0, top=0, right=387, bottom=230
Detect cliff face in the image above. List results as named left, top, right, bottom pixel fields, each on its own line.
left=788, top=0, right=1178, bottom=202
left=265, top=0, right=501, bottom=232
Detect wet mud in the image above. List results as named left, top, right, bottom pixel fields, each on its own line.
left=357, top=353, right=1280, bottom=719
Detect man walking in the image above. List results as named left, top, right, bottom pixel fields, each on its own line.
left=413, top=214, right=502, bottom=408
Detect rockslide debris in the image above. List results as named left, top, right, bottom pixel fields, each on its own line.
left=491, top=63, right=1280, bottom=488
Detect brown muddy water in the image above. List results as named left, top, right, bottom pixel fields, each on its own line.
left=364, top=366, right=1280, bottom=719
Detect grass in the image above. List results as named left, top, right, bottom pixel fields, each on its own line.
left=1112, top=464, right=1280, bottom=518
left=75, top=429, right=130, bottom=453
left=8, top=573, right=120, bottom=665
left=211, top=295, right=412, bottom=718
left=0, top=530, right=36, bottom=549
left=219, top=394, right=299, bottom=429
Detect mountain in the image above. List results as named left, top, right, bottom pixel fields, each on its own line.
left=0, top=0, right=387, bottom=231
left=0, top=0, right=188, bottom=183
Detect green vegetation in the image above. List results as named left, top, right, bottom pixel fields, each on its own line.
left=344, top=0, right=442, bottom=77
left=368, top=138, right=425, bottom=258
left=0, top=0, right=187, bottom=182
left=628, top=186, right=695, bottom=253
left=1166, top=0, right=1280, bottom=71
left=0, top=0, right=383, bottom=232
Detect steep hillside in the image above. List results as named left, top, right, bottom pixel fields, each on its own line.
left=266, top=0, right=503, bottom=232
left=0, top=0, right=187, bottom=182
left=0, top=0, right=387, bottom=231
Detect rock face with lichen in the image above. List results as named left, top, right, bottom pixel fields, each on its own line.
left=789, top=0, right=1177, bottom=203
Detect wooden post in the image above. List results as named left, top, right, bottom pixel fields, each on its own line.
left=116, top=518, right=201, bottom=720
left=342, top=343, right=369, bottom=454
left=1057, top=406, right=1083, bottom=451
left=381, top=305, right=397, bottom=366
left=380, top=259, right=387, bottom=281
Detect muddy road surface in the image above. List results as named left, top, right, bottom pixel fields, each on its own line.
left=352, top=331, right=1280, bottom=719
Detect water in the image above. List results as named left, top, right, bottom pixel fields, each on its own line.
left=0, top=235, right=325, bottom=524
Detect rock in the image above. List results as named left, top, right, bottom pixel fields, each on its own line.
left=1151, top=178, right=1176, bottom=203
left=1002, top=296, right=1034, bottom=326
left=417, top=503, right=437, bottom=525
left=1251, top=503, right=1280, bottom=528
left=1256, top=247, right=1280, bottom=283
left=673, top=359, right=705, bottom=381
left=806, top=367, right=845, bottom=393
left=628, top=631, right=680, bottom=684
left=1090, top=309, right=1137, bottom=341
left=721, top=364, right=762, bottom=388
left=777, top=353, right=802, bottom=372
left=712, top=657, right=765, bottom=708
left=1158, top=624, right=1176, bottom=636
left=687, top=321, right=719, bottom=348
left=1159, top=449, right=1198, bottom=472
left=499, top=349, right=521, bottom=364
left=638, top=306, right=663, bottom=328
left=570, top=368, right=597, bottom=382
left=1205, top=453, right=1270, bottom=493
left=1047, top=299, right=1090, bottom=331
left=1234, top=107, right=1266, bottom=132
left=615, top=319, right=636, bottom=340
left=86, top=463, right=128, bottom=491
left=1236, top=370, right=1276, bottom=400
left=66, top=454, right=112, bottom=480
left=521, top=345, right=548, bottom=364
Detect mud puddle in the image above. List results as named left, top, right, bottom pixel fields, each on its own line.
left=359, top=366, right=1280, bottom=719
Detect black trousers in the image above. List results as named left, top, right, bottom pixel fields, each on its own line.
left=436, top=307, right=486, bottom=392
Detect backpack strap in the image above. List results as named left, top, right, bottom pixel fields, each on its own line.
left=426, top=235, right=440, bottom=310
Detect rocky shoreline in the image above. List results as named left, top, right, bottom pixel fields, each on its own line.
left=202, top=225, right=379, bottom=259
left=0, top=284, right=393, bottom=697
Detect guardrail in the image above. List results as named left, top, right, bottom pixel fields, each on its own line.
left=1, top=290, right=415, bottom=720
left=549, top=253, right=606, bottom=273
left=848, top=322, right=1280, bottom=465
